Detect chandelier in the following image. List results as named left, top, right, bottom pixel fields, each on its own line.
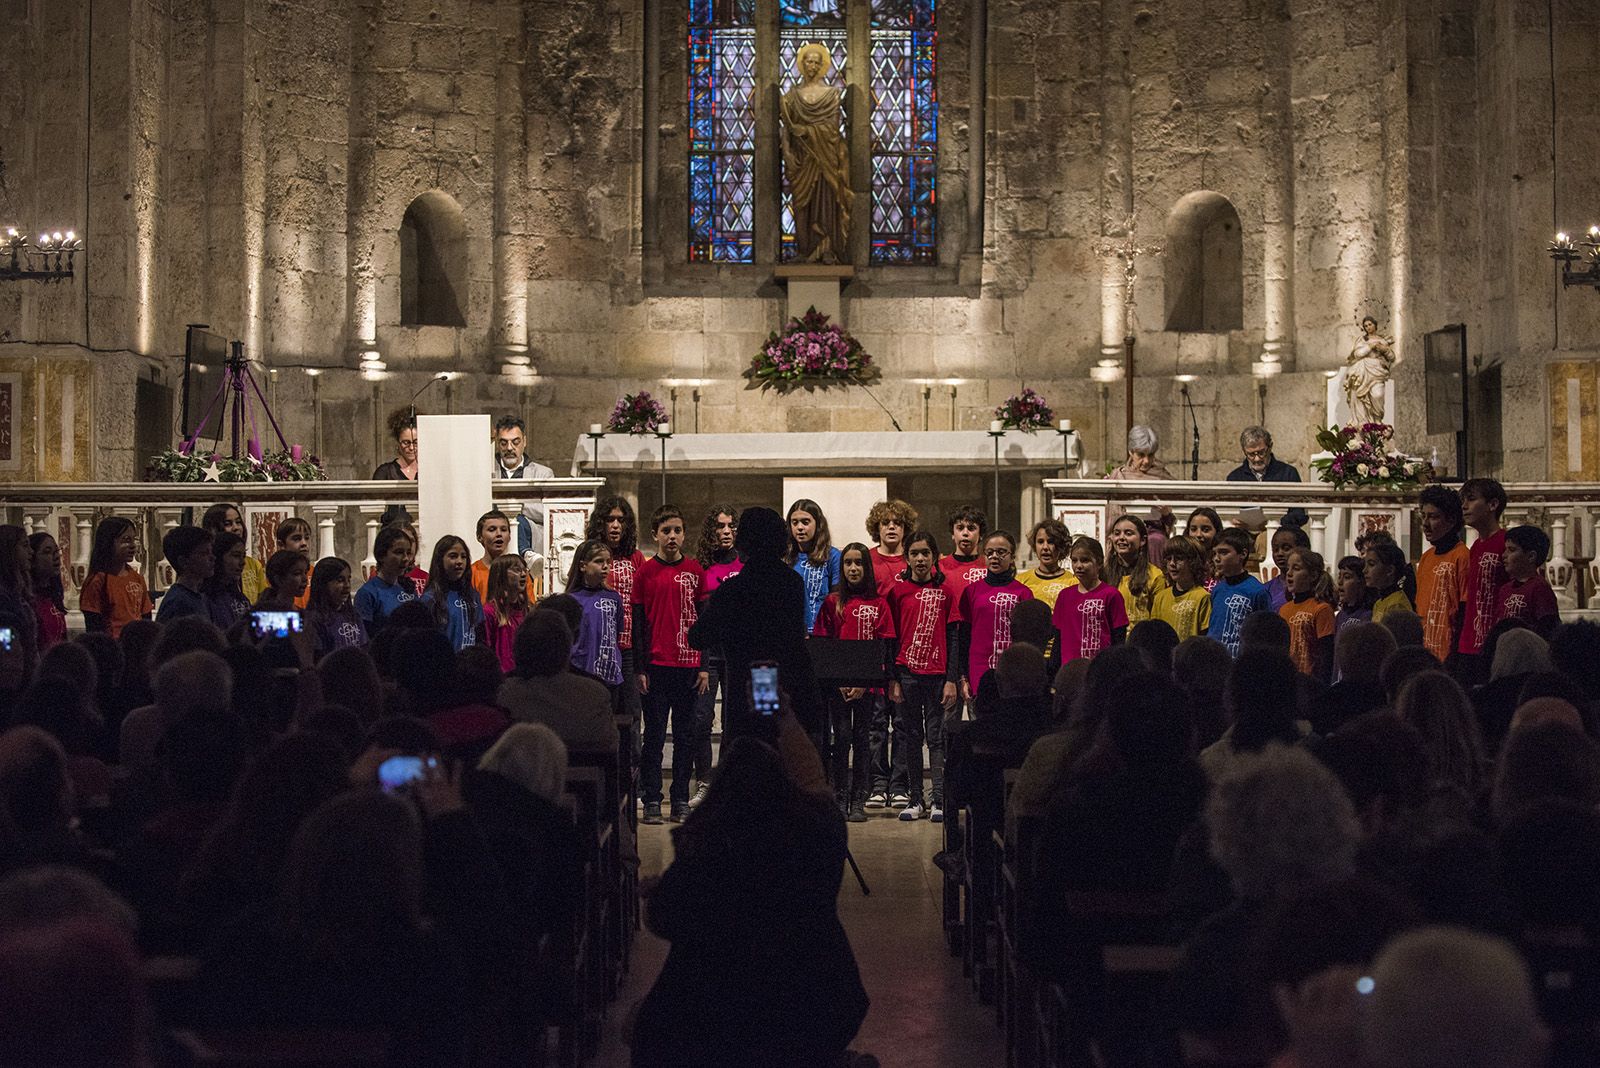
left=1, top=227, right=82, bottom=282
left=1549, top=226, right=1600, bottom=291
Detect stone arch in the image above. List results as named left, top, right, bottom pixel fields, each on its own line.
left=1163, top=191, right=1243, bottom=333
left=399, top=191, right=467, bottom=327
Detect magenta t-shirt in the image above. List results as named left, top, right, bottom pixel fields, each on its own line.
left=958, top=577, right=1034, bottom=686
left=1493, top=574, right=1559, bottom=630
left=702, top=558, right=744, bottom=596
left=1051, top=582, right=1128, bottom=661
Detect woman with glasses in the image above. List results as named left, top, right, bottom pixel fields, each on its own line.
left=371, top=408, right=420, bottom=480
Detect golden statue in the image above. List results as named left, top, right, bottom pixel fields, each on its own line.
left=1343, top=316, right=1395, bottom=425
left=780, top=42, right=853, bottom=264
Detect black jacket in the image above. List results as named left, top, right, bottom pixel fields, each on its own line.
left=1225, top=457, right=1301, bottom=482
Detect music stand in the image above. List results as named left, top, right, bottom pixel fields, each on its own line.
left=805, top=637, right=889, bottom=897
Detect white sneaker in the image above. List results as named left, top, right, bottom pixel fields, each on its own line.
left=929, top=805, right=944, bottom=823
left=686, top=782, right=710, bottom=809
left=898, top=803, right=924, bottom=821
left=890, top=793, right=911, bottom=810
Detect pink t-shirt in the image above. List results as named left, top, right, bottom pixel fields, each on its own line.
left=702, top=558, right=744, bottom=596
left=958, top=577, right=1034, bottom=685
left=1051, top=582, right=1128, bottom=661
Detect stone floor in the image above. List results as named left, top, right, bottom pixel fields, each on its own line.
left=589, top=807, right=1007, bottom=1068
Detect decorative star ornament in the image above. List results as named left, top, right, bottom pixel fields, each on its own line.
left=203, top=460, right=222, bottom=482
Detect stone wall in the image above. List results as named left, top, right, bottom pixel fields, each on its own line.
left=1, top=0, right=1594, bottom=495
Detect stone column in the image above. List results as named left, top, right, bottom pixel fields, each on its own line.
left=1259, top=4, right=1296, bottom=373
left=493, top=0, right=532, bottom=378
left=752, top=7, right=780, bottom=264
left=345, top=1, right=383, bottom=372
left=641, top=0, right=663, bottom=283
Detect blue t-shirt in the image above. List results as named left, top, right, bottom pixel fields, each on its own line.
left=312, top=606, right=368, bottom=656
left=570, top=586, right=625, bottom=686
left=423, top=587, right=483, bottom=651
left=1211, top=573, right=1270, bottom=657
left=355, top=575, right=416, bottom=633
left=155, top=582, right=208, bottom=624
left=792, top=547, right=842, bottom=633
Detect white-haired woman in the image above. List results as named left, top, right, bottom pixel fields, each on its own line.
left=1106, top=424, right=1175, bottom=480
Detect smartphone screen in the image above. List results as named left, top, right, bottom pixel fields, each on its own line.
left=751, top=662, right=780, bottom=716
left=378, top=754, right=438, bottom=792
left=0, top=627, right=12, bottom=652
left=250, top=609, right=303, bottom=639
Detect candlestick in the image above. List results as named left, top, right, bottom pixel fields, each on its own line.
left=1058, top=419, right=1073, bottom=432
left=589, top=423, right=603, bottom=435
left=657, top=421, right=672, bottom=436
left=989, top=419, right=1003, bottom=433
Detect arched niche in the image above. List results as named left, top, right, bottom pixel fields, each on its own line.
left=1163, top=191, right=1243, bottom=333
left=400, top=191, right=467, bottom=328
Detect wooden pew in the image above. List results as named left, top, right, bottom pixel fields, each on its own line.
left=164, top=1029, right=390, bottom=1067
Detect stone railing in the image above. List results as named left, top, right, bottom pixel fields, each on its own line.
left=1043, top=478, right=1600, bottom=614
left=0, top=478, right=604, bottom=608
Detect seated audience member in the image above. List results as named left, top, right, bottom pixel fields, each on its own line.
left=1166, top=744, right=1362, bottom=1041
left=73, top=633, right=124, bottom=713
left=1310, top=712, right=1431, bottom=858
left=1199, top=648, right=1303, bottom=782
left=119, top=650, right=232, bottom=769
left=1380, top=645, right=1442, bottom=706
left=1361, top=927, right=1549, bottom=1068
left=195, top=791, right=474, bottom=1066
left=946, top=642, right=1055, bottom=826
left=0, top=865, right=138, bottom=936
left=180, top=732, right=350, bottom=943
left=1173, top=635, right=1232, bottom=749
left=1308, top=622, right=1395, bottom=735
left=497, top=610, right=616, bottom=753
left=1392, top=671, right=1486, bottom=802
left=1496, top=799, right=1600, bottom=938
left=1238, top=610, right=1291, bottom=654
left=1508, top=694, right=1583, bottom=734
left=465, top=723, right=582, bottom=941
left=631, top=732, right=868, bottom=1068
left=1473, top=622, right=1546, bottom=753
left=1126, top=617, right=1179, bottom=673
left=1377, top=608, right=1424, bottom=649
left=317, top=646, right=385, bottom=726
left=34, top=639, right=99, bottom=696
left=154, top=526, right=215, bottom=623
left=389, top=630, right=508, bottom=764
left=0, top=726, right=94, bottom=875
left=973, top=599, right=1059, bottom=716
left=1491, top=720, right=1600, bottom=824
left=0, top=917, right=150, bottom=1067
left=10, top=676, right=108, bottom=811
left=0, top=611, right=29, bottom=728
left=1548, top=618, right=1600, bottom=712
left=105, top=619, right=161, bottom=732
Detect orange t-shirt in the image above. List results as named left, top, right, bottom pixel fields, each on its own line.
left=470, top=559, right=540, bottom=607
left=1279, top=596, right=1335, bottom=676
left=1414, top=541, right=1469, bottom=662
left=79, top=569, right=155, bottom=638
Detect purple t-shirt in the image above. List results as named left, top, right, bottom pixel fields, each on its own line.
left=958, top=577, right=1034, bottom=686
left=570, top=585, right=624, bottom=686
left=1051, top=582, right=1128, bottom=661
left=1266, top=575, right=1288, bottom=613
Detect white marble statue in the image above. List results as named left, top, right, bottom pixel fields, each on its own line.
left=1342, top=316, right=1395, bottom=425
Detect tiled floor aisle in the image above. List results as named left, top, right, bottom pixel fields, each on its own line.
left=590, top=810, right=1007, bottom=1067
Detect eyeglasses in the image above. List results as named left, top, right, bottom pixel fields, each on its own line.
left=983, top=547, right=1012, bottom=557
left=1243, top=446, right=1270, bottom=460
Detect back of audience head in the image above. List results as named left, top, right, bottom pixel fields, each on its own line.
left=72, top=633, right=123, bottom=700
left=0, top=917, right=149, bottom=1068
left=995, top=642, right=1047, bottom=699
left=534, top=594, right=583, bottom=639
left=115, top=619, right=161, bottom=688
left=1378, top=608, right=1424, bottom=649
left=1513, top=672, right=1592, bottom=733
left=734, top=506, right=787, bottom=560
left=158, top=710, right=246, bottom=804
left=365, top=715, right=441, bottom=755
left=1335, top=621, right=1396, bottom=687
left=1381, top=645, right=1440, bottom=705
left=1362, top=926, right=1547, bottom=1068
left=1393, top=671, right=1484, bottom=798
left=35, top=641, right=98, bottom=695
left=478, top=722, right=567, bottom=805
left=1509, top=694, right=1582, bottom=735
left=390, top=629, right=458, bottom=711
left=0, top=726, right=73, bottom=839
left=1226, top=648, right=1301, bottom=752
left=1549, top=618, right=1600, bottom=701
left=1312, top=711, right=1431, bottom=834
left=1051, top=659, right=1089, bottom=723
left=153, top=650, right=233, bottom=720
left=455, top=645, right=503, bottom=705
left=1239, top=610, right=1289, bottom=654
left=1492, top=720, right=1600, bottom=824
left=1206, top=743, right=1361, bottom=902
left=0, top=865, right=137, bottom=937
left=298, top=706, right=365, bottom=763
left=1103, top=673, right=1194, bottom=771
left=1489, top=622, right=1547, bottom=681
left=1126, top=618, right=1178, bottom=673
left=1496, top=799, right=1600, bottom=937
left=11, top=676, right=98, bottom=756
left=1172, top=636, right=1231, bottom=747
left=316, top=647, right=383, bottom=725
left=148, top=615, right=226, bottom=671
left=513, top=610, right=573, bottom=679
left=1010, top=600, right=1053, bottom=653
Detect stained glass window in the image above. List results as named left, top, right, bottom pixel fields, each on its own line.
left=869, top=0, right=936, bottom=264
left=688, top=0, right=757, bottom=262
left=686, top=0, right=938, bottom=266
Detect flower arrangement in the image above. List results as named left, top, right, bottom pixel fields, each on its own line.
left=147, top=447, right=327, bottom=483
left=608, top=390, right=669, bottom=434
left=1310, top=423, right=1427, bottom=490
left=994, top=388, right=1055, bottom=432
left=743, top=307, right=880, bottom=394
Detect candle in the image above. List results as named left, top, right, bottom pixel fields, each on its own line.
left=658, top=421, right=672, bottom=436
left=989, top=420, right=1003, bottom=433
left=290, top=444, right=303, bottom=462
left=1058, top=419, right=1073, bottom=432
left=589, top=423, right=603, bottom=435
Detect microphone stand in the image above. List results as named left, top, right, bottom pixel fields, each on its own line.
left=860, top=383, right=904, bottom=431
left=410, top=372, right=451, bottom=420
left=1182, top=383, right=1200, bottom=480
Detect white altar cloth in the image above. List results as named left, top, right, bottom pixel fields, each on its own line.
left=569, top=430, right=1081, bottom=477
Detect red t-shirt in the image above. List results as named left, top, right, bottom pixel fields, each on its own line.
left=632, top=555, right=704, bottom=668
left=607, top=550, right=647, bottom=651
left=1051, top=582, right=1128, bottom=662
left=1493, top=575, right=1559, bottom=631
left=1460, top=529, right=1508, bottom=655
left=869, top=547, right=906, bottom=595
left=958, top=577, right=1034, bottom=685
left=939, top=555, right=988, bottom=605
left=889, top=578, right=957, bottom=677
left=811, top=591, right=896, bottom=641
left=31, top=593, right=67, bottom=652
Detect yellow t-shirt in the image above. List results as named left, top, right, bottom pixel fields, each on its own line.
left=1117, top=562, right=1168, bottom=628
left=241, top=556, right=267, bottom=604
left=1153, top=584, right=1212, bottom=641
left=1017, top=568, right=1077, bottom=612
left=1372, top=588, right=1414, bottom=623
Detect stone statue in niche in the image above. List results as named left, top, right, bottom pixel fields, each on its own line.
left=780, top=42, right=853, bottom=265
left=1342, top=316, right=1396, bottom=425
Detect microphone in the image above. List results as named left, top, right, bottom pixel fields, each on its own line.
left=410, top=372, right=452, bottom=419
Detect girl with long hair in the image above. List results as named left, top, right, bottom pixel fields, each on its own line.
left=1185, top=507, right=1224, bottom=591
left=1280, top=548, right=1336, bottom=680
left=1365, top=540, right=1414, bottom=623
left=785, top=499, right=841, bottom=633
left=1106, top=514, right=1166, bottom=629
left=586, top=497, right=644, bottom=718
left=26, top=532, right=67, bottom=653
left=887, top=530, right=958, bottom=822
left=307, top=557, right=367, bottom=657
left=812, top=543, right=897, bottom=820
left=201, top=502, right=266, bottom=602
left=484, top=554, right=532, bottom=673
left=422, top=535, right=483, bottom=651
left=204, top=531, right=253, bottom=631
left=564, top=538, right=624, bottom=689
left=1052, top=536, right=1128, bottom=661
left=80, top=517, right=153, bottom=637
